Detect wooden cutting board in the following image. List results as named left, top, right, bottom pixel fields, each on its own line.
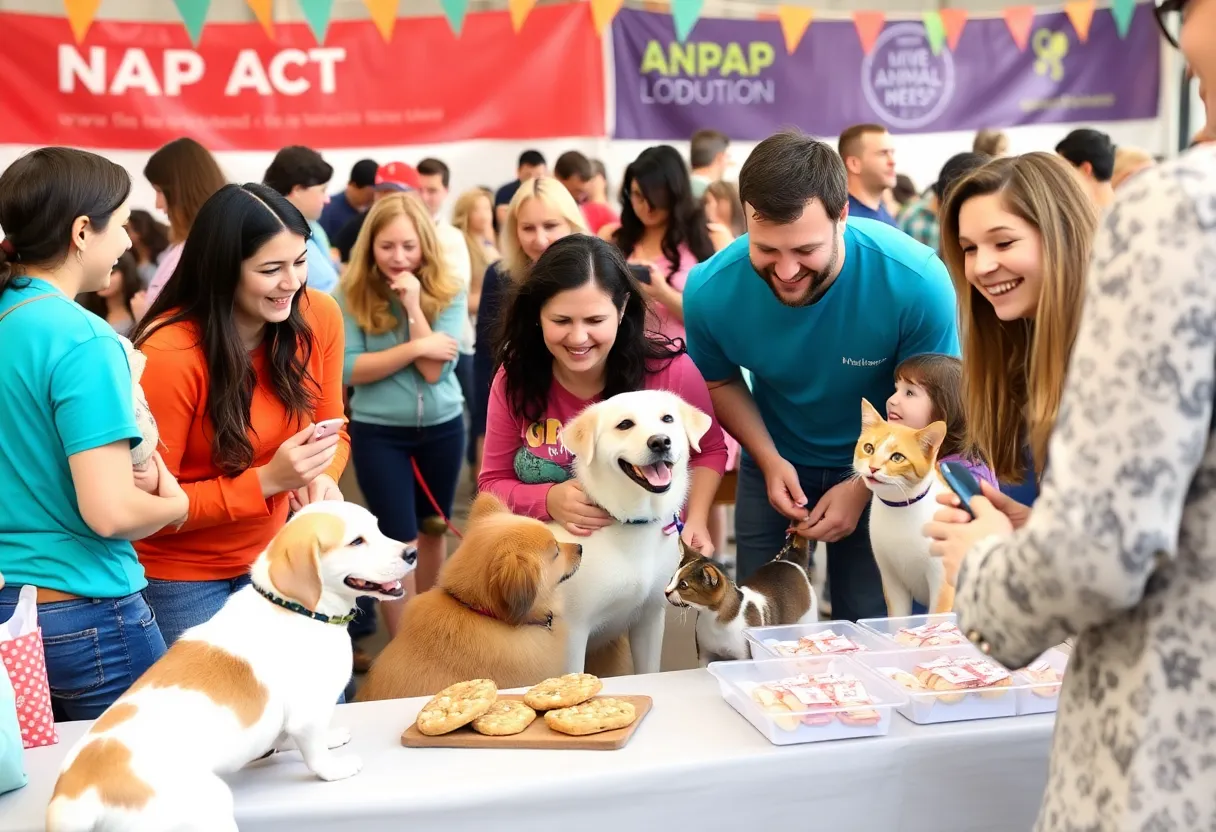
left=400, top=694, right=652, bottom=751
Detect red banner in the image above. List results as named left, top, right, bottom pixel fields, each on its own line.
left=0, top=4, right=604, bottom=150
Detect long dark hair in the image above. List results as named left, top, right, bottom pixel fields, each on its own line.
left=613, top=145, right=715, bottom=276
left=0, top=147, right=130, bottom=294
left=126, top=209, right=170, bottom=266
left=143, top=138, right=227, bottom=243
left=78, top=251, right=140, bottom=320
left=133, top=183, right=319, bottom=477
left=494, top=234, right=682, bottom=425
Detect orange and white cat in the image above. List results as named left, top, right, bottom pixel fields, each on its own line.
left=854, top=398, right=954, bottom=618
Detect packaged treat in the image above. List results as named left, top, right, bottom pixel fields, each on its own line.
left=894, top=621, right=968, bottom=647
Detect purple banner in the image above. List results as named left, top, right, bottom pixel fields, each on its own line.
left=612, top=5, right=1160, bottom=140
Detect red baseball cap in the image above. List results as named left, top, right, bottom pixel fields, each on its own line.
left=374, top=161, right=421, bottom=192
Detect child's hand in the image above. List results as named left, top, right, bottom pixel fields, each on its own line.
left=133, top=459, right=160, bottom=494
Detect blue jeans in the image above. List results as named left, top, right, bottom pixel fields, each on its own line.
left=0, top=587, right=165, bottom=722
left=143, top=575, right=251, bottom=648
left=734, top=454, right=886, bottom=623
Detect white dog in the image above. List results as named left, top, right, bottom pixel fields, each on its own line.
left=554, top=389, right=711, bottom=676
left=45, top=502, right=415, bottom=832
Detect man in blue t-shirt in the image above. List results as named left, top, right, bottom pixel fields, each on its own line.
left=839, top=124, right=898, bottom=227
left=683, top=129, right=959, bottom=622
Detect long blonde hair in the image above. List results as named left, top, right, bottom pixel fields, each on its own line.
left=340, top=193, right=461, bottom=335
left=451, top=188, right=494, bottom=277
left=939, top=152, right=1098, bottom=483
left=500, top=176, right=587, bottom=281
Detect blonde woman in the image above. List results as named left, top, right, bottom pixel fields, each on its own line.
left=470, top=177, right=587, bottom=478
left=338, top=193, right=467, bottom=632
left=938, top=152, right=1099, bottom=505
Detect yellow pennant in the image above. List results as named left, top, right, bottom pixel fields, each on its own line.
left=362, top=0, right=397, bottom=42
left=589, top=0, right=624, bottom=35
left=246, top=0, right=274, bottom=39
left=508, top=0, right=538, bottom=33
left=63, top=0, right=101, bottom=44
left=1065, top=0, right=1096, bottom=42
left=777, top=6, right=814, bottom=54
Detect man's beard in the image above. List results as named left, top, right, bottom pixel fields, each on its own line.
left=752, top=233, right=841, bottom=308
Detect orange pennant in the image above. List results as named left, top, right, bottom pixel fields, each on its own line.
left=63, top=0, right=101, bottom=44
left=777, top=6, right=814, bottom=54
left=1002, top=5, right=1036, bottom=51
left=589, top=0, right=623, bottom=35
left=852, top=11, right=886, bottom=56
left=508, top=0, right=537, bottom=32
left=939, top=8, right=968, bottom=51
left=642, top=0, right=668, bottom=10
left=1065, top=0, right=1096, bottom=42
left=362, top=0, right=397, bottom=41
left=756, top=11, right=781, bottom=21
left=246, top=0, right=274, bottom=39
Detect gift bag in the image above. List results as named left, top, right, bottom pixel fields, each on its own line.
left=0, top=585, right=58, bottom=748
left=0, top=664, right=26, bottom=795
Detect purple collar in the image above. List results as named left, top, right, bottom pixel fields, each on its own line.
left=879, top=485, right=933, bottom=508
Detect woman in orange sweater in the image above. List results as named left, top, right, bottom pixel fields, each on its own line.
left=133, top=183, right=350, bottom=646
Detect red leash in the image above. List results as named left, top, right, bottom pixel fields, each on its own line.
left=411, top=458, right=464, bottom=540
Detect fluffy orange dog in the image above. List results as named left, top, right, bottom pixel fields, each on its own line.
left=358, top=493, right=583, bottom=700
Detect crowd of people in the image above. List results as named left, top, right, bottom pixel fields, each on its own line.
left=0, top=3, right=1212, bottom=826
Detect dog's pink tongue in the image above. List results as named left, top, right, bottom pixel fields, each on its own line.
left=641, top=462, right=672, bottom=487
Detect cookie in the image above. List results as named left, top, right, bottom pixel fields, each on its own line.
left=839, top=707, right=882, bottom=727
left=544, top=697, right=637, bottom=736
left=523, top=673, right=602, bottom=710
left=471, top=700, right=537, bottom=736
left=415, top=679, right=497, bottom=736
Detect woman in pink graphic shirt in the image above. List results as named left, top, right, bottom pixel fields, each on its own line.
left=479, top=234, right=728, bottom=556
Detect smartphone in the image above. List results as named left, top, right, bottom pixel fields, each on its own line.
left=627, top=264, right=652, bottom=285
left=311, top=418, right=346, bottom=443
left=938, top=461, right=982, bottom=519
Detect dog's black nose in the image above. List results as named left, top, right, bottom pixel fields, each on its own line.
left=402, top=546, right=418, bottom=565
left=574, top=544, right=583, bottom=555
left=647, top=434, right=672, bottom=454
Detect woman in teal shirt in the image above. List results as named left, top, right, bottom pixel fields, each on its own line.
left=0, top=148, right=189, bottom=720
left=338, top=192, right=467, bottom=637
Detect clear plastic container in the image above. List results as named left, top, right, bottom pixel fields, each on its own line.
left=857, top=613, right=970, bottom=649
left=1014, top=646, right=1069, bottom=715
left=744, top=619, right=894, bottom=659
left=854, top=645, right=1027, bottom=724
left=706, top=656, right=909, bottom=745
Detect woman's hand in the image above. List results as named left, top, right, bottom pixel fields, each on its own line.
left=680, top=520, right=714, bottom=557
left=418, top=332, right=460, bottom=361
left=546, top=480, right=613, bottom=537
left=935, top=480, right=1033, bottom=529
left=152, top=452, right=189, bottom=529
left=289, top=474, right=344, bottom=513
left=133, top=459, right=160, bottom=494
left=632, top=261, right=670, bottom=301
left=389, top=272, right=422, bottom=307
left=257, top=424, right=340, bottom=497
left=924, top=495, right=1014, bottom=586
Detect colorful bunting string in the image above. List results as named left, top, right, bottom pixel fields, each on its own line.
left=670, top=0, right=704, bottom=42
left=63, top=0, right=100, bottom=44
left=297, top=0, right=335, bottom=44
left=246, top=0, right=274, bottom=39
left=440, top=0, right=469, bottom=35
left=1065, top=0, right=1096, bottom=41
left=939, top=8, right=968, bottom=50
left=1110, top=0, right=1136, bottom=37
left=922, top=11, right=947, bottom=55
left=173, top=0, right=211, bottom=46
left=509, top=0, right=538, bottom=32
left=590, top=0, right=624, bottom=35
left=362, top=0, right=397, bottom=42
left=777, top=6, right=815, bottom=54
left=852, top=11, right=887, bottom=55
left=1002, top=5, right=1037, bottom=51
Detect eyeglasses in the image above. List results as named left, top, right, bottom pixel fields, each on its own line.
left=1154, top=0, right=1188, bottom=48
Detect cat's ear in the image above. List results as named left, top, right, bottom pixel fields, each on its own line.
left=860, top=398, right=884, bottom=430
left=678, top=537, right=700, bottom=564
left=702, top=564, right=720, bottom=588
left=917, top=420, right=948, bottom=458
left=560, top=407, right=600, bottom=465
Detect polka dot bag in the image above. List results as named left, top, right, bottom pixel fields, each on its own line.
left=0, top=585, right=57, bottom=749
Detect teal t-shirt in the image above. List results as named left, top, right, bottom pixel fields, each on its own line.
left=683, top=218, right=960, bottom=468
left=0, top=279, right=145, bottom=598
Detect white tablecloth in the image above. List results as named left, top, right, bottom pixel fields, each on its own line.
left=0, top=669, right=1053, bottom=831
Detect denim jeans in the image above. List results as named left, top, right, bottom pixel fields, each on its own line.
left=734, top=453, right=886, bottom=623
left=143, top=575, right=251, bottom=648
left=0, top=586, right=166, bottom=722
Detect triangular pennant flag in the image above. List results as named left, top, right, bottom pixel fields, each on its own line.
left=939, top=8, right=968, bottom=51
left=173, top=0, right=211, bottom=46
left=362, top=0, right=397, bottom=42
left=853, top=11, right=886, bottom=56
left=63, top=0, right=101, bottom=44
left=643, top=1, right=669, bottom=11
left=922, top=11, right=946, bottom=56
left=777, top=6, right=814, bottom=54
left=297, top=0, right=335, bottom=44
left=246, top=0, right=274, bottom=39
left=1065, top=0, right=1096, bottom=42
left=440, top=0, right=469, bottom=35
left=590, top=0, right=624, bottom=34
left=508, top=0, right=537, bottom=32
left=1110, top=0, right=1136, bottom=38
left=671, top=0, right=704, bottom=42
left=756, top=11, right=781, bottom=21
left=1002, top=6, right=1036, bottom=51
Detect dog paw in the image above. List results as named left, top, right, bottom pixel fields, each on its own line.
left=326, top=726, right=352, bottom=750
left=311, top=753, right=363, bottom=782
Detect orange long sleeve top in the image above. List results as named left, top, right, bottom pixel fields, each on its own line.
left=134, top=289, right=350, bottom=581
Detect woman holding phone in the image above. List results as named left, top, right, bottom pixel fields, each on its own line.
left=134, top=183, right=349, bottom=646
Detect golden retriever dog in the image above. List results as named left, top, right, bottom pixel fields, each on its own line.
left=357, top=493, right=583, bottom=700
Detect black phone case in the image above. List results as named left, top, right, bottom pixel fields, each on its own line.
left=938, top=461, right=982, bottom=518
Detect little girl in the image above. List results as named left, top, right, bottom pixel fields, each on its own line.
left=885, top=353, right=998, bottom=488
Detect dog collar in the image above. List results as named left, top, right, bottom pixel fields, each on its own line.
left=445, top=589, right=553, bottom=630
left=879, top=485, right=933, bottom=508
left=252, top=583, right=358, bottom=626
left=621, top=513, right=683, bottom=536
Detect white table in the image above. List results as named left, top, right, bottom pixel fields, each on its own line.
left=0, top=669, right=1053, bottom=831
